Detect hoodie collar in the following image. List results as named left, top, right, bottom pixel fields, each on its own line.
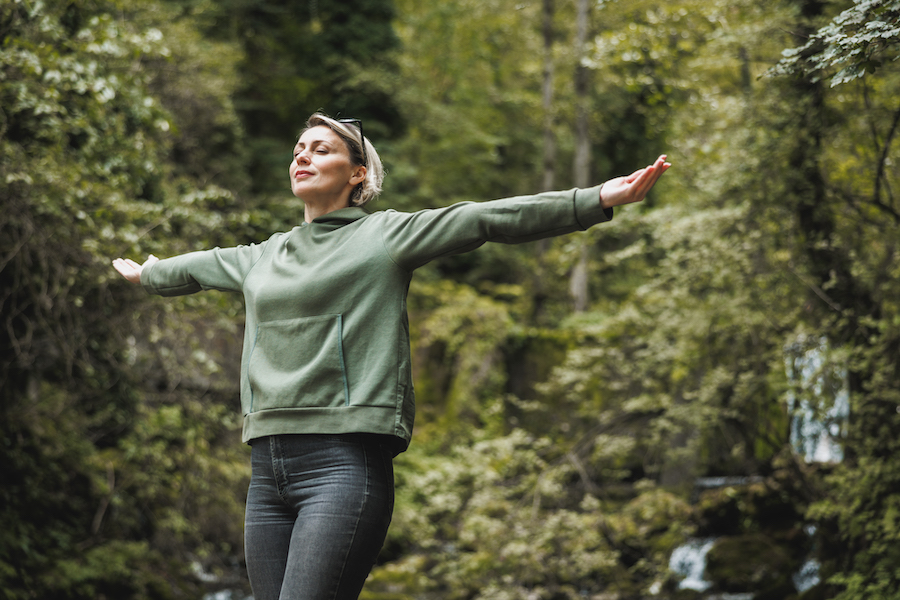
left=306, top=207, right=370, bottom=230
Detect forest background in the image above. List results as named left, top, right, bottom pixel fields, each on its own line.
left=1, top=0, right=899, bottom=598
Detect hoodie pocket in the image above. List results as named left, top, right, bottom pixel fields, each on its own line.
left=248, top=314, right=349, bottom=411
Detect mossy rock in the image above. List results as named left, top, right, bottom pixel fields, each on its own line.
left=694, top=476, right=807, bottom=539
left=705, top=533, right=801, bottom=594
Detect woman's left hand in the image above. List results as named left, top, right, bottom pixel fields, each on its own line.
left=112, top=255, right=159, bottom=284
left=599, top=155, right=671, bottom=209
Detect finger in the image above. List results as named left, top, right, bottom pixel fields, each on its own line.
left=640, top=156, right=669, bottom=185
left=112, top=262, right=132, bottom=277
left=654, top=155, right=671, bottom=176
left=649, top=158, right=672, bottom=185
left=635, top=162, right=670, bottom=199
left=629, top=165, right=659, bottom=196
left=625, top=167, right=647, bottom=183
left=633, top=155, right=667, bottom=177
left=627, top=164, right=664, bottom=201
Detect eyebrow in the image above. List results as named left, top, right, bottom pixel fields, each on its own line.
left=293, top=138, right=334, bottom=152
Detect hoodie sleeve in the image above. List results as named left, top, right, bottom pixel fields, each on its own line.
left=141, top=239, right=270, bottom=297
left=379, top=186, right=611, bottom=271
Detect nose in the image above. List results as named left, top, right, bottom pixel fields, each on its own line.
left=294, top=149, right=311, bottom=165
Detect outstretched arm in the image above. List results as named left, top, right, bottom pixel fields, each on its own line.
left=113, top=242, right=268, bottom=296
left=600, top=155, right=671, bottom=209
left=112, top=255, right=159, bottom=284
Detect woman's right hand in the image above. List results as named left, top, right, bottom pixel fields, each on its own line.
left=599, top=155, right=671, bottom=209
left=112, top=255, right=159, bottom=284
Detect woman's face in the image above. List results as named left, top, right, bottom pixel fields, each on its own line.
left=289, top=125, right=363, bottom=204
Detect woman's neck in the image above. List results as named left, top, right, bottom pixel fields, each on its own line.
left=303, top=195, right=352, bottom=223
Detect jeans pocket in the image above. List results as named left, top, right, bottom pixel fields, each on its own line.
left=248, top=314, right=349, bottom=411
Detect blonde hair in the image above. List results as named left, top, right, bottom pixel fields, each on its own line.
left=301, top=112, right=384, bottom=206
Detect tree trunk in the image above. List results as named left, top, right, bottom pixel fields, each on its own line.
left=572, top=0, right=591, bottom=191
left=570, top=0, right=591, bottom=312
left=531, top=0, right=557, bottom=320
left=541, top=0, right=556, bottom=193
left=785, top=0, right=898, bottom=586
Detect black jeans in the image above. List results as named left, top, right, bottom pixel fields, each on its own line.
left=244, top=434, right=394, bottom=600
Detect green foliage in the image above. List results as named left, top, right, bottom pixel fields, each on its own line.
left=201, top=0, right=404, bottom=193
left=366, top=431, right=691, bottom=599
left=763, top=2, right=900, bottom=596
left=530, top=201, right=794, bottom=488
left=0, top=0, right=255, bottom=596
left=2, top=0, right=899, bottom=597
left=378, top=0, right=900, bottom=597
left=385, top=0, right=548, bottom=208
left=772, top=0, right=900, bottom=86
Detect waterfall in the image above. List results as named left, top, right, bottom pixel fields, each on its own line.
left=669, top=538, right=716, bottom=591
left=202, top=591, right=251, bottom=600
left=785, top=337, right=848, bottom=463
left=793, top=558, right=822, bottom=593
left=790, top=396, right=847, bottom=462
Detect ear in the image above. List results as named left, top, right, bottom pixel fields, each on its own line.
left=349, top=166, right=367, bottom=186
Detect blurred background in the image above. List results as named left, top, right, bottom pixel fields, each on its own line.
left=1, top=0, right=898, bottom=598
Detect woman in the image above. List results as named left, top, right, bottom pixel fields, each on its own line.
left=113, top=112, right=670, bottom=600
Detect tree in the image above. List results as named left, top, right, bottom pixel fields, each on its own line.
left=0, top=1, right=255, bottom=596
left=773, top=0, right=900, bottom=86
left=568, top=0, right=592, bottom=312
left=770, top=1, right=900, bottom=597
left=201, top=0, right=405, bottom=193
left=541, top=0, right=558, bottom=194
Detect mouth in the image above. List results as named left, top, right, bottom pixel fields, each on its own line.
left=295, top=170, right=314, bottom=179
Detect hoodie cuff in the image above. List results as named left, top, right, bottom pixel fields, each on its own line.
left=573, top=183, right=614, bottom=229
left=140, top=260, right=157, bottom=295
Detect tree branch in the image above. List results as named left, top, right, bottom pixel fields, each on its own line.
left=873, top=98, right=900, bottom=222
left=787, top=262, right=842, bottom=312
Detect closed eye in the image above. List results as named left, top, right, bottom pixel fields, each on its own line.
left=293, top=141, right=332, bottom=157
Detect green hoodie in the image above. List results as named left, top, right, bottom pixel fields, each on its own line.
left=141, top=186, right=612, bottom=452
